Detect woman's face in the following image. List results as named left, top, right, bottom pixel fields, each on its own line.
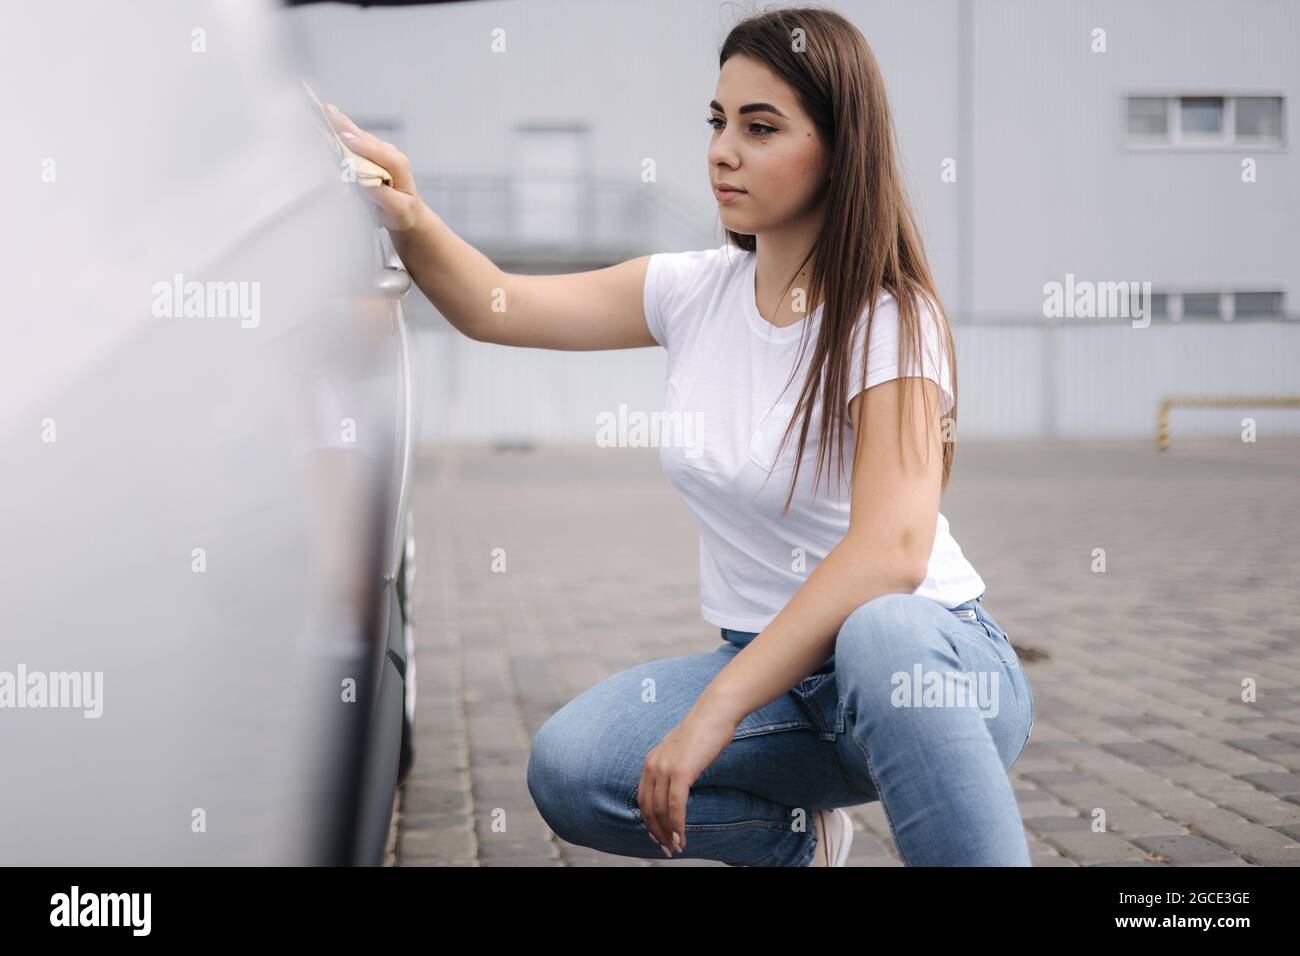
left=707, top=54, right=831, bottom=237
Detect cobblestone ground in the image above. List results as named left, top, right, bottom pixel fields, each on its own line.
left=389, top=437, right=1300, bottom=867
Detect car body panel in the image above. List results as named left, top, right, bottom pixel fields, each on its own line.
left=1, top=0, right=418, bottom=864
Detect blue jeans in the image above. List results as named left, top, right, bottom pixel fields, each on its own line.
left=526, top=591, right=1035, bottom=866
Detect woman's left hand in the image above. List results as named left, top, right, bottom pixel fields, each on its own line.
left=637, top=710, right=738, bottom=856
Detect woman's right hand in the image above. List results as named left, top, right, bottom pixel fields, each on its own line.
left=324, top=103, right=427, bottom=233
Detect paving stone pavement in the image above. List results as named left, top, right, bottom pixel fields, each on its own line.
left=388, top=437, right=1300, bottom=867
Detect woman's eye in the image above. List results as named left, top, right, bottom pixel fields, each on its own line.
left=704, top=117, right=776, bottom=136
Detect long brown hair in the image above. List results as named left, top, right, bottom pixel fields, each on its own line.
left=718, top=6, right=958, bottom=516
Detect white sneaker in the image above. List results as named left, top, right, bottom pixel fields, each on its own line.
left=809, top=808, right=854, bottom=867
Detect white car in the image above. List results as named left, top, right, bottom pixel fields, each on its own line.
left=1, top=0, right=421, bottom=864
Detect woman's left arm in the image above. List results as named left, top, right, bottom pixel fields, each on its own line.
left=638, top=376, right=946, bottom=855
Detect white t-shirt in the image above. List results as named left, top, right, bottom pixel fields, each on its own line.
left=642, top=242, right=985, bottom=632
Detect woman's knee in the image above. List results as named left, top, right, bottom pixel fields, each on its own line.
left=836, top=593, right=947, bottom=659
left=528, top=654, right=720, bottom=849
left=834, top=593, right=956, bottom=707
left=527, top=695, right=644, bottom=849
left=526, top=707, right=595, bottom=846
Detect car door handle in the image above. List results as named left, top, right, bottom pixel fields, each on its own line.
left=375, top=267, right=411, bottom=299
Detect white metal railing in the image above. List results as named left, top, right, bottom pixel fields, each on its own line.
left=416, top=173, right=717, bottom=262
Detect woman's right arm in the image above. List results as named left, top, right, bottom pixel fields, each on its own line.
left=325, top=105, right=657, bottom=351
left=395, top=203, right=657, bottom=350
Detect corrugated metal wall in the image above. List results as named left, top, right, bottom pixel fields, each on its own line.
left=287, top=0, right=1300, bottom=444
left=412, top=320, right=1300, bottom=442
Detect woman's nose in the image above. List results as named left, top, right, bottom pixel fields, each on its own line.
left=708, top=127, right=739, bottom=168
left=709, top=141, right=738, bottom=170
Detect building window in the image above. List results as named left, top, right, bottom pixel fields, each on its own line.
left=1233, top=291, right=1283, bottom=317
left=1126, top=97, right=1168, bottom=137
left=1136, top=289, right=1286, bottom=322
left=1179, top=97, right=1224, bottom=138
left=1182, top=293, right=1222, bottom=320
left=1235, top=96, right=1284, bottom=142
left=1123, top=94, right=1285, bottom=148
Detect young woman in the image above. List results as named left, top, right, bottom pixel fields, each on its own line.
left=327, top=6, right=1034, bottom=867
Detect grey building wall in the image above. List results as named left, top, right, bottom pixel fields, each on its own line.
left=286, top=0, right=1299, bottom=442
left=969, top=0, right=1299, bottom=319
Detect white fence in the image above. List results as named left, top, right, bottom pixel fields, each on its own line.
left=410, top=319, right=1300, bottom=444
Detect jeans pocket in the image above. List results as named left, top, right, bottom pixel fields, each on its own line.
left=969, top=608, right=1018, bottom=668
left=791, top=671, right=845, bottom=739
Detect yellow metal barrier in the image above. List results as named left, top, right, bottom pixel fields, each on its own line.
left=1157, top=395, right=1300, bottom=450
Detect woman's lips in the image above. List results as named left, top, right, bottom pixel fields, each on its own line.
left=714, top=186, right=747, bottom=203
